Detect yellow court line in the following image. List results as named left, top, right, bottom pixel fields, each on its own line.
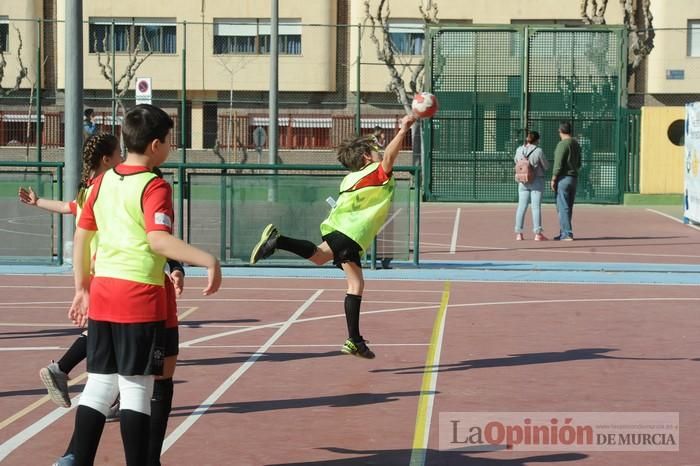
left=409, top=281, right=451, bottom=466
left=177, top=306, right=199, bottom=321
left=0, top=372, right=88, bottom=431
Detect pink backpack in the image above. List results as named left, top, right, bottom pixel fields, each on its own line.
left=514, top=147, right=536, bottom=183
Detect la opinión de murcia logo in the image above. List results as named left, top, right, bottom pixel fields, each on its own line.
left=439, top=413, right=679, bottom=452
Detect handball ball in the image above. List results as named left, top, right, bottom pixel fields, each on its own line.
left=411, top=92, right=439, bottom=119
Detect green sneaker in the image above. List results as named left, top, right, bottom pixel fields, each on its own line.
left=341, top=338, right=375, bottom=359
left=250, top=224, right=279, bottom=264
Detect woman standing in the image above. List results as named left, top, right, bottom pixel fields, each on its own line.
left=514, top=131, right=549, bottom=241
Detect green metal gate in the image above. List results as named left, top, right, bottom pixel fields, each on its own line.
left=424, top=25, right=627, bottom=203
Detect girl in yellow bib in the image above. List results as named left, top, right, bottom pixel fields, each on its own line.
left=251, top=114, right=416, bottom=359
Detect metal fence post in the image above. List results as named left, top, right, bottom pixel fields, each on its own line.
left=355, top=23, right=361, bottom=135
left=36, top=19, right=42, bottom=163
left=181, top=20, right=187, bottom=163
left=111, top=20, right=116, bottom=134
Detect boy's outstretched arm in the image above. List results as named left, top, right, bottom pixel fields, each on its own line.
left=148, top=231, right=221, bottom=295
left=381, top=114, right=416, bottom=175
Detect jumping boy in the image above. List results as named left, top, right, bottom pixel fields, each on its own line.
left=68, top=104, right=221, bottom=466
left=250, top=114, right=416, bottom=359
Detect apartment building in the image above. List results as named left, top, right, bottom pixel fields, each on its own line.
left=0, top=0, right=698, bottom=166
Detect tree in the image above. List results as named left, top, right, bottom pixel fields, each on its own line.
left=362, top=0, right=438, bottom=113
left=0, top=26, right=48, bottom=160
left=0, top=25, right=28, bottom=97
left=363, top=0, right=438, bottom=165
left=94, top=33, right=153, bottom=126
left=580, top=0, right=655, bottom=82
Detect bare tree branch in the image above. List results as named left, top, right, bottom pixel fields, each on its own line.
left=94, top=33, right=114, bottom=83
left=0, top=26, right=29, bottom=96
left=582, top=0, right=654, bottom=83
left=581, top=0, right=608, bottom=24
left=626, top=0, right=654, bottom=80
left=363, top=0, right=438, bottom=112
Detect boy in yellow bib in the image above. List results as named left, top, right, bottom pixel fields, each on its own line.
left=68, top=105, right=221, bottom=466
left=251, top=114, right=416, bottom=359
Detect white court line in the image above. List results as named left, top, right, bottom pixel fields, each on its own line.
left=450, top=208, right=461, bottom=254
left=179, top=303, right=438, bottom=347
left=0, top=227, right=49, bottom=238
left=176, top=298, right=438, bottom=305
left=0, top=394, right=81, bottom=462
left=161, top=289, right=324, bottom=453
left=0, top=301, right=70, bottom=306
left=187, top=343, right=430, bottom=349
left=0, top=322, right=72, bottom=327
left=421, top=238, right=700, bottom=259
left=646, top=208, right=700, bottom=232
left=0, top=346, right=60, bottom=351
left=377, top=208, right=403, bottom=236
left=0, top=285, right=445, bottom=293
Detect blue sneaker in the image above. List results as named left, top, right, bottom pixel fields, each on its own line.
left=53, top=453, right=75, bottom=466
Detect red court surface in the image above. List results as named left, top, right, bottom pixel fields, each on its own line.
left=418, top=204, right=700, bottom=264
left=2, top=204, right=699, bottom=465
left=1, top=274, right=699, bottom=465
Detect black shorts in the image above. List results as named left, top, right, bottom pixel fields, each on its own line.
left=86, top=319, right=166, bottom=376
left=164, top=326, right=179, bottom=357
left=322, top=230, right=363, bottom=268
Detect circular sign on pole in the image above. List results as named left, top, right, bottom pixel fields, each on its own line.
left=135, top=77, right=152, bottom=105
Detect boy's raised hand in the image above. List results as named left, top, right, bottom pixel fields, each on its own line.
left=18, top=187, right=38, bottom=206
left=400, top=114, right=417, bottom=132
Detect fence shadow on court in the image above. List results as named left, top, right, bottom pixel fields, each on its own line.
left=169, top=390, right=431, bottom=416
left=370, top=348, right=685, bottom=375
left=267, top=447, right=587, bottom=465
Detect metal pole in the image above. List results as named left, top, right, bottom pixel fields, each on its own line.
left=111, top=20, right=116, bottom=134
left=269, top=0, right=278, bottom=164
left=355, top=23, right=361, bottom=135
left=57, top=165, right=64, bottom=264
left=181, top=21, right=187, bottom=163
left=64, top=0, right=83, bottom=263
left=36, top=20, right=42, bottom=163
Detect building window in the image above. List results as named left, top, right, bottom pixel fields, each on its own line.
left=89, top=18, right=176, bottom=54
left=0, top=18, right=8, bottom=53
left=388, top=21, right=425, bottom=55
left=214, top=19, right=301, bottom=55
left=689, top=20, right=700, bottom=57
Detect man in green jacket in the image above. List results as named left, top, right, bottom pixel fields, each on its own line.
left=550, top=121, right=581, bottom=240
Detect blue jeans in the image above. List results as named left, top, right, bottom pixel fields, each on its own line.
left=555, top=176, right=577, bottom=238
left=514, top=177, right=544, bottom=233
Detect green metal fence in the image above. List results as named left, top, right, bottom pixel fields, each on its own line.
left=624, top=108, right=641, bottom=193
left=424, top=25, right=628, bottom=203
left=1, top=162, right=420, bottom=266
left=0, top=161, right=63, bottom=264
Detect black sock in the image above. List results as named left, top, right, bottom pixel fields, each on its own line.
left=147, top=378, right=174, bottom=466
left=63, top=431, right=76, bottom=457
left=57, top=334, right=88, bottom=375
left=72, top=405, right=106, bottom=466
left=276, top=235, right=317, bottom=259
left=344, top=294, right=362, bottom=342
left=120, top=409, right=151, bottom=466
